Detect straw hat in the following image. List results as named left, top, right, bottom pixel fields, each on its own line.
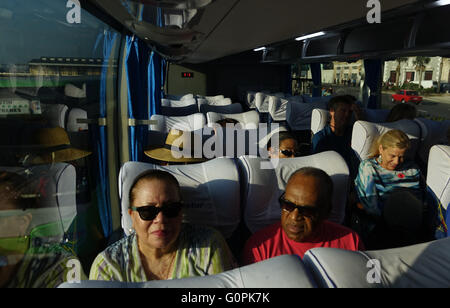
left=30, top=127, right=91, bottom=164
left=144, top=129, right=207, bottom=163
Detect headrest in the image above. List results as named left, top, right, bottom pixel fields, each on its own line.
left=150, top=113, right=206, bottom=133
left=67, top=108, right=88, bottom=132
left=160, top=104, right=199, bottom=117
left=427, top=145, right=450, bottom=211
left=41, top=104, right=69, bottom=129
left=64, top=83, right=86, bottom=98
left=303, top=237, right=450, bottom=287
left=206, top=111, right=259, bottom=129
left=0, top=163, right=77, bottom=239
left=161, top=98, right=197, bottom=108
left=200, top=103, right=243, bottom=114
left=246, top=91, right=257, bottom=109
left=311, top=108, right=329, bottom=135
left=416, top=118, right=450, bottom=165
left=286, top=100, right=328, bottom=131
left=59, top=254, right=316, bottom=288
left=238, top=151, right=349, bottom=233
left=165, top=94, right=194, bottom=101
left=197, top=97, right=232, bottom=106
left=197, top=95, right=225, bottom=102
left=255, top=92, right=271, bottom=113
left=351, top=119, right=425, bottom=161
left=119, top=158, right=241, bottom=238
left=268, top=96, right=289, bottom=122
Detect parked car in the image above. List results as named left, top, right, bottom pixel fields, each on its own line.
left=440, top=83, right=450, bottom=93
left=391, top=90, right=423, bottom=105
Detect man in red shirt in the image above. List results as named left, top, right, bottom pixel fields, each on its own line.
left=242, top=167, right=364, bottom=264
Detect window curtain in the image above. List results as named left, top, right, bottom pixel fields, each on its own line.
left=364, top=59, right=382, bottom=109
left=310, top=63, right=322, bottom=97
left=93, top=30, right=118, bottom=238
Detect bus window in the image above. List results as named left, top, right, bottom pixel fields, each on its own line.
left=0, top=0, right=121, bottom=287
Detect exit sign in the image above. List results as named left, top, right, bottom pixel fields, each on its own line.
left=181, top=72, right=194, bottom=78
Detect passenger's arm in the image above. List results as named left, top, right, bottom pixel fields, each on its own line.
left=206, top=230, right=238, bottom=275
left=354, top=162, right=382, bottom=217
left=89, top=253, right=124, bottom=281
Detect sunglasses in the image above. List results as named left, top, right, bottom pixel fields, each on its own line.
left=278, top=194, right=320, bottom=218
left=130, top=202, right=183, bottom=221
left=279, top=149, right=296, bottom=157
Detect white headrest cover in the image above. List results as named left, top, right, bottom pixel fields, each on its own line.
left=286, top=100, right=328, bottom=131
left=197, top=97, right=232, bottom=107
left=311, top=109, right=329, bottom=135
left=206, top=111, right=260, bottom=129
left=150, top=113, right=206, bottom=133
left=416, top=118, right=450, bottom=165
left=255, top=92, right=271, bottom=113
left=67, top=108, right=88, bottom=132
left=303, top=237, right=450, bottom=287
left=246, top=91, right=257, bottom=108
left=41, top=103, right=69, bottom=129
left=161, top=98, right=197, bottom=108
left=351, top=119, right=424, bottom=161
left=59, top=254, right=316, bottom=288
left=427, top=145, right=450, bottom=210
left=119, top=158, right=241, bottom=238
left=268, top=96, right=289, bottom=121
left=238, top=151, right=349, bottom=233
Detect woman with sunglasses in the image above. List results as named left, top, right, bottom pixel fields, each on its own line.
left=242, top=167, right=363, bottom=265
left=267, top=131, right=299, bottom=158
left=89, top=170, right=236, bottom=281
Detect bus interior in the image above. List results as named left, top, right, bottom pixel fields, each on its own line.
left=0, top=0, right=449, bottom=288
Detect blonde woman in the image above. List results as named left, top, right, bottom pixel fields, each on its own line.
left=354, top=129, right=422, bottom=218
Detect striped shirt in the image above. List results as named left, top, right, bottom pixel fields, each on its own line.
left=6, top=244, right=86, bottom=288
left=89, top=224, right=236, bottom=282
left=355, top=157, right=421, bottom=217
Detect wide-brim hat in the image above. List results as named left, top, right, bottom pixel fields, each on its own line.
left=30, top=127, right=92, bottom=164
left=144, top=129, right=207, bottom=163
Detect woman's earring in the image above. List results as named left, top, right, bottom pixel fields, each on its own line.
left=378, top=155, right=383, bottom=164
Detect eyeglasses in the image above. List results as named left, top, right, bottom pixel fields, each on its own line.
left=278, top=194, right=320, bottom=218
left=279, top=149, right=296, bottom=157
left=130, top=202, right=183, bottom=221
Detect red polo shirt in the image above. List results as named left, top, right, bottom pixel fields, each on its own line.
left=242, top=221, right=364, bottom=265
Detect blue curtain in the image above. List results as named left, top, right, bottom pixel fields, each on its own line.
left=364, top=59, right=382, bottom=109
left=93, top=30, right=118, bottom=238
left=125, top=36, right=151, bottom=162
left=310, top=63, right=322, bottom=97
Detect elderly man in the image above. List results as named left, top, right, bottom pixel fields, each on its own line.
left=242, top=167, right=364, bottom=264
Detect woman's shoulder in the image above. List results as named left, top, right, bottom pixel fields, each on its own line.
left=98, top=233, right=136, bottom=261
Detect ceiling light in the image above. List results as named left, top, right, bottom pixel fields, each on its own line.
left=295, top=31, right=326, bottom=41
left=253, top=47, right=266, bottom=52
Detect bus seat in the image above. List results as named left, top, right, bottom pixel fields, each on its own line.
left=303, top=237, right=450, bottom=287
left=255, top=92, right=270, bottom=113
left=268, top=96, right=289, bottom=122
left=311, top=108, right=329, bottom=135
left=416, top=118, right=450, bottom=168
left=237, top=151, right=349, bottom=233
left=197, top=97, right=232, bottom=107
left=286, top=100, right=328, bottom=131
left=67, top=108, right=88, bottom=132
left=165, top=93, right=194, bottom=101
left=199, top=103, right=243, bottom=114
left=150, top=113, right=206, bottom=133
left=351, top=119, right=425, bottom=162
left=311, top=108, right=391, bottom=136
left=196, top=94, right=226, bottom=103
left=59, top=254, right=316, bottom=288
left=206, top=110, right=260, bottom=129
left=161, top=98, right=197, bottom=108
left=160, top=104, right=200, bottom=117
left=0, top=163, right=77, bottom=242
left=118, top=158, right=241, bottom=239
left=246, top=91, right=257, bottom=109
left=426, top=145, right=450, bottom=238
left=40, top=103, right=69, bottom=129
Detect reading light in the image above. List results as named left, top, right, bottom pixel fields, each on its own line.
left=253, top=47, right=266, bottom=52
left=295, top=31, right=326, bottom=41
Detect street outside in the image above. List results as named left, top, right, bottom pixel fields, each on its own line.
left=330, top=85, right=450, bottom=121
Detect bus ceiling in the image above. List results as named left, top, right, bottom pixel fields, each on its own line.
left=84, top=0, right=450, bottom=64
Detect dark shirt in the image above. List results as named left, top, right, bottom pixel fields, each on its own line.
left=312, top=124, right=358, bottom=177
